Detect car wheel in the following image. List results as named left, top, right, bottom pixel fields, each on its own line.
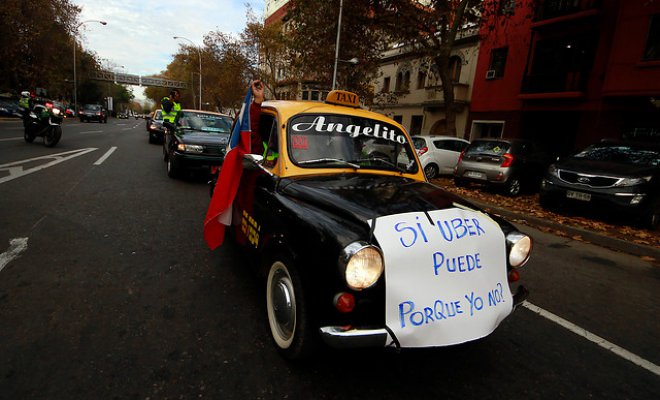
left=644, top=197, right=660, bottom=230
left=166, top=157, right=178, bottom=178
left=266, top=257, right=316, bottom=360
left=454, top=177, right=468, bottom=188
left=424, top=164, right=439, bottom=180
left=539, top=191, right=558, bottom=210
left=505, top=177, right=522, bottom=196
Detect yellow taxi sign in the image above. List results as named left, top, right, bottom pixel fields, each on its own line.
left=325, top=90, right=360, bottom=108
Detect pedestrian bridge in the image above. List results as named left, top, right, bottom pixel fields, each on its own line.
left=91, top=71, right=187, bottom=89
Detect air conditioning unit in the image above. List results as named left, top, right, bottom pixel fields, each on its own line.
left=485, top=70, right=496, bottom=80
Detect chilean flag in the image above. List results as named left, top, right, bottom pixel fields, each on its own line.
left=203, top=87, right=253, bottom=250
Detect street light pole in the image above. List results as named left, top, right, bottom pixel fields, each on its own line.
left=174, top=36, right=202, bottom=110
left=332, top=0, right=345, bottom=90
left=73, top=20, right=107, bottom=112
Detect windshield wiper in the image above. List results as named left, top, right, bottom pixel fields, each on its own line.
left=354, top=157, right=405, bottom=173
left=298, top=158, right=360, bottom=169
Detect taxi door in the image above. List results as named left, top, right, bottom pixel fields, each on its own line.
left=232, top=111, right=280, bottom=250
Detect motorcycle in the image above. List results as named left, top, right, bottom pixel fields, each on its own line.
left=24, top=101, right=63, bottom=147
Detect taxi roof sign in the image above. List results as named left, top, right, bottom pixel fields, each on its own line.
left=325, top=90, right=360, bottom=108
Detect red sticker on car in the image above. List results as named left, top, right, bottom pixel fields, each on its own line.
left=292, top=135, right=309, bottom=150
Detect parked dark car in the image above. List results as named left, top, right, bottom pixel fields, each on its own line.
left=539, top=140, right=660, bottom=228
left=79, top=104, right=107, bottom=123
left=163, top=109, right=232, bottom=178
left=454, top=138, right=552, bottom=196
left=147, top=110, right=165, bottom=144
left=0, top=99, right=21, bottom=118
left=207, top=90, right=533, bottom=360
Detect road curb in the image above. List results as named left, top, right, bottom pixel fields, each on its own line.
left=466, top=198, right=660, bottom=261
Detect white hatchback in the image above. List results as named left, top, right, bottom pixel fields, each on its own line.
left=412, top=135, right=470, bottom=179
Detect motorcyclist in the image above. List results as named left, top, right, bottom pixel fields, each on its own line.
left=18, top=91, right=33, bottom=126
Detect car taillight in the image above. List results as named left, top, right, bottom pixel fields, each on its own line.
left=45, top=102, right=53, bottom=109
left=417, top=146, right=428, bottom=156
left=501, top=153, right=514, bottom=167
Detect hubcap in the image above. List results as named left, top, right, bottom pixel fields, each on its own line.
left=267, top=264, right=296, bottom=347
left=425, top=165, right=437, bottom=179
left=509, top=179, right=520, bottom=195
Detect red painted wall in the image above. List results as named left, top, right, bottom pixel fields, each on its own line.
left=603, top=1, right=660, bottom=96
left=470, top=2, right=533, bottom=113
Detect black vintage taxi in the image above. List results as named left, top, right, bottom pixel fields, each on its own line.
left=215, top=91, right=532, bottom=360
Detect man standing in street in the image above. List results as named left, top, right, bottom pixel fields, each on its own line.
left=161, top=89, right=182, bottom=132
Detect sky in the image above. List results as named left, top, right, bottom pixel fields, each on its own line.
left=71, top=0, right=265, bottom=103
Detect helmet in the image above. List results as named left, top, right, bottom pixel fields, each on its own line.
left=21, top=91, right=30, bottom=97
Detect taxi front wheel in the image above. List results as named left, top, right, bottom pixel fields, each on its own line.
left=266, top=257, right=316, bottom=360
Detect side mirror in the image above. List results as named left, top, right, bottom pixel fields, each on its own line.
left=243, top=153, right=275, bottom=177
left=243, top=153, right=263, bottom=170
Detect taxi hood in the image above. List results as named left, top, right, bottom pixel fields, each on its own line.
left=278, top=174, right=485, bottom=224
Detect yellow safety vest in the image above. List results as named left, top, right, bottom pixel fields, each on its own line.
left=161, top=97, right=181, bottom=123
left=19, top=97, right=30, bottom=109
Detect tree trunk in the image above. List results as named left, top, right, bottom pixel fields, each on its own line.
left=435, top=54, right=457, bottom=137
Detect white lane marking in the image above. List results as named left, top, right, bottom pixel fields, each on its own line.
left=0, top=238, right=28, bottom=273
left=93, top=146, right=117, bottom=165
left=523, top=302, right=660, bottom=376
left=121, top=128, right=133, bottom=131
left=0, top=148, right=98, bottom=184
left=80, top=130, right=103, bottom=134
left=0, top=137, right=23, bottom=142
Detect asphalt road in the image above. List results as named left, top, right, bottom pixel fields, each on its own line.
left=0, top=118, right=659, bottom=399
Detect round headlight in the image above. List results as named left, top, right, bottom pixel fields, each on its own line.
left=507, top=232, right=532, bottom=268
left=340, top=242, right=384, bottom=291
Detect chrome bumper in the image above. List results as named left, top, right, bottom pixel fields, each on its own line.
left=319, top=326, right=389, bottom=348
left=320, top=285, right=529, bottom=349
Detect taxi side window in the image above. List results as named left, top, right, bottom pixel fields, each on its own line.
left=260, top=114, right=279, bottom=168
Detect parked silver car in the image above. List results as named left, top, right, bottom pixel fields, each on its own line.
left=412, top=135, right=470, bottom=179
left=454, top=138, right=552, bottom=196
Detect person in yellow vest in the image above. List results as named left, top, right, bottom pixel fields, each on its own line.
left=18, top=91, right=36, bottom=127
left=161, top=89, right=182, bottom=132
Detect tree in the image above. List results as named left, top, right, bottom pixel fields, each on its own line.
left=286, top=0, right=390, bottom=101
left=369, top=0, right=483, bottom=136
left=240, top=9, right=290, bottom=99
left=203, top=31, right=252, bottom=113
left=0, top=0, right=82, bottom=97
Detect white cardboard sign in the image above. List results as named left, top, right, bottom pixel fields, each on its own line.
left=371, top=208, right=512, bottom=348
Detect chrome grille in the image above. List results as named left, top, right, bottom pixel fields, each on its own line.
left=203, top=145, right=225, bottom=156
left=557, top=170, right=619, bottom=188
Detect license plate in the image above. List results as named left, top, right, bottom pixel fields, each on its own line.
left=566, top=190, right=591, bottom=201
left=465, top=171, right=486, bottom=180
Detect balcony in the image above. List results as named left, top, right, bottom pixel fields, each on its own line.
left=520, top=71, right=587, bottom=98
left=423, top=83, right=470, bottom=111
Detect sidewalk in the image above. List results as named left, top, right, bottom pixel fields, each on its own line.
left=430, top=177, right=660, bottom=263
left=469, top=197, right=660, bottom=261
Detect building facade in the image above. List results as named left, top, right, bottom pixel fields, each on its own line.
left=469, top=0, right=660, bottom=156
left=370, top=29, right=480, bottom=137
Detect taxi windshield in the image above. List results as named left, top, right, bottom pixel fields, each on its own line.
left=287, top=114, right=419, bottom=173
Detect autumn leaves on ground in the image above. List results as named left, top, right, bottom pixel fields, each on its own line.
left=431, top=177, right=660, bottom=253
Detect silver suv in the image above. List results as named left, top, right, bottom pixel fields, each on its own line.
left=453, top=138, right=551, bottom=196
